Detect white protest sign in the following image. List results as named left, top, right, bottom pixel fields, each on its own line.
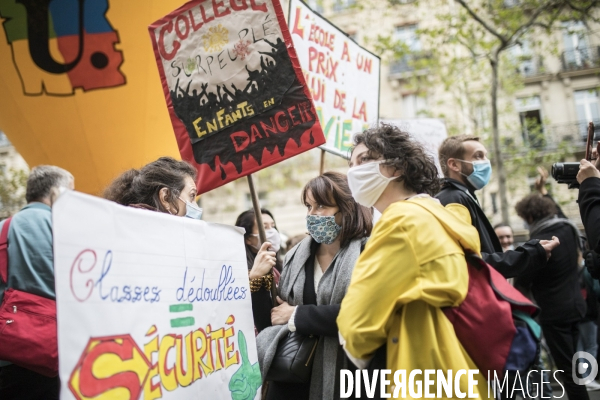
left=382, top=118, right=448, bottom=174
left=289, top=0, right=380, bottom=158
left=53, top=191, right=260, bottom=400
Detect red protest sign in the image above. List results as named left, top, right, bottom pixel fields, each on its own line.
left=149, top=0, right=325, bottom=194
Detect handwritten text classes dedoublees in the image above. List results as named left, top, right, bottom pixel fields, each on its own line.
left=177, top=265, right=248, bottom=302
left=70, top=250, right=161, bottom=303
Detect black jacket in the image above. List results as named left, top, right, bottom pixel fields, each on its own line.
left=294, top=241, right=341, bottom=338
left=579, top=177, right=600, bottom=252
left=515, top=221, right=586, bottom=323
left=436, top=178, right=547, bottom=278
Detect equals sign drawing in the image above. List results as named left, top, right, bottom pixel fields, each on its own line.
left=169, top=304, right=195, bottom=328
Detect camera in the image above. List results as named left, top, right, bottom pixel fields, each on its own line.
left=551, top=162, right=580, bottom=188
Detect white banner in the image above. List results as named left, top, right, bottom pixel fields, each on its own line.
left=53, top=191, right=260, bottom=400
left=383, top=118, right=448, bottom=174
left=288, top=0, right=380, bottom=158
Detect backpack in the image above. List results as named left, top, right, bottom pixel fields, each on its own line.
left=443, top=253, right=540, bottom=379
left=0, top=217, right=59, bottom=377
left=411, top=200, right=541, bottom=379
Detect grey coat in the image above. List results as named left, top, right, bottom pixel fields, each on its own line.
left=256, top=236, right=365, bottom=400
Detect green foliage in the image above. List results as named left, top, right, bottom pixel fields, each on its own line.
left=372, top=0, right=600, bottom=131
left=0, top=167, right=27, bottom=218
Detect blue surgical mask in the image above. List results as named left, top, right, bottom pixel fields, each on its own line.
left=179, top=197, right=203, bottom=220
left=306, top=214, right=341, bottom=245
left=457, top=159, right=492, bottom=190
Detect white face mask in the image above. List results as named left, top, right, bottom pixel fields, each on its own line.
left=251, top=228, right=281, bottom=253
left=265, top=228, right=281, bottom=252
left=347, top=160, right=397, bottom=208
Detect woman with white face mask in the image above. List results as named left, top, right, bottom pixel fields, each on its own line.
left=235, top=208, right=282, bottom=333
left=257, top=172, right=372, bottom=400
left=103, top=157, right=202, bottom=219
left=337, top=124, right=493, bottom=399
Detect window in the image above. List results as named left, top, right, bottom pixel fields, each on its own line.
left=574, top=89, right=600, bottom=136
left=402, top=94, right=427, bottom=118
left=562, top=21, right=593, bottom=69
left=516, top=96, right=545, bottom=148
left=394, top=24, right=420, bottom=52
left=510, top=40, right=539, bottom=76
left=333, top=0, right=356, bottom=12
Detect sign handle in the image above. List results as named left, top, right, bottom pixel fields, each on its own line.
left=320, top=149, right=326, bottom=175
left=246, top=174, right=279, bottom=307
left=586, top=122, right=595, bottom=161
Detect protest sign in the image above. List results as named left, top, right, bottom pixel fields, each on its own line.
left=149, top=0, right=325, bottom=194
left=53, top=191, right=260, bottom=399
left=288, top=0, right=380, bottom=159
left=383, top=118, right=448, bottom=173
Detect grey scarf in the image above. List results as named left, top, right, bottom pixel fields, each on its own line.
left=529, top=215, right=583, bottom=250
left=256, top=236, right=365, bottom=400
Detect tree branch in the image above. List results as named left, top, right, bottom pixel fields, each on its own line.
left=507, top=0, right=565, bottom=46
left=453, top=0, right=508, bottom=44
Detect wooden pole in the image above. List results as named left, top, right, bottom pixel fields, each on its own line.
left=586, top=122, right=595, bottom=161
left=246, top=174, right=278, bottom=307
left=319, top=149, right=326, bottom=175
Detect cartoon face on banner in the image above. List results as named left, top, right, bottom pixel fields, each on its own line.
left=150, top=0, right=326, bottom=194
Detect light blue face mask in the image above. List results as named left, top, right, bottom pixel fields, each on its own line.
left=306, top=214, right=341, bottom=245
left=457, top=159, right=492, bottom=190
left=179, top=197, right=203, bottom=220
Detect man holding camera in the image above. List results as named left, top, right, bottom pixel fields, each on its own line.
left=578, top=145, right=600, bottom=275
left=437, top=135, right=560, bottom=278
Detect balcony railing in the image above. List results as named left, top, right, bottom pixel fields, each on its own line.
left=561, top=46, right=600, bottom=72
left=503, top=120, right=600, bottom=154
left=333, top=0, right=356, bottom=12
left=544, top=120, right=600, bottom=148
left=517, top=56, right=545, bottom=77
left=389, top=52, right=432, bottom=77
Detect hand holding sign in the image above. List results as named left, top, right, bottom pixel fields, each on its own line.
left=228, top=331, right=262, bottom=400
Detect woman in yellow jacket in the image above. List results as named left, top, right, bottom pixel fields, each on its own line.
left=337, top=124, right=492, bottom=399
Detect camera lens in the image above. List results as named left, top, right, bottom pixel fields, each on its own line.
left=551, top=163, right=564, bottom=178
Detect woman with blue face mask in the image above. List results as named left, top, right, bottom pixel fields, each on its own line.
left=256, top=171, right=372, bottom=400
left=103, top=157, right=202, bottom=219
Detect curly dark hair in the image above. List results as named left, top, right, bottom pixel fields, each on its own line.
left=352, top=124, right=441, bottom=196
left=515, top=193, right=558, bottom=223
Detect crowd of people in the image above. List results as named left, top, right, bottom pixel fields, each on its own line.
left=2, top=124, right=600, bottom=399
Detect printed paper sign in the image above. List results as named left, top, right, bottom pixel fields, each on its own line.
left=53, top=191, right=260, bottom=399
left=383, top=118, right=448, bottom=173
left=149, top=0, right=325, bottom=194
left=289, top=0, right=380, bottom=158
